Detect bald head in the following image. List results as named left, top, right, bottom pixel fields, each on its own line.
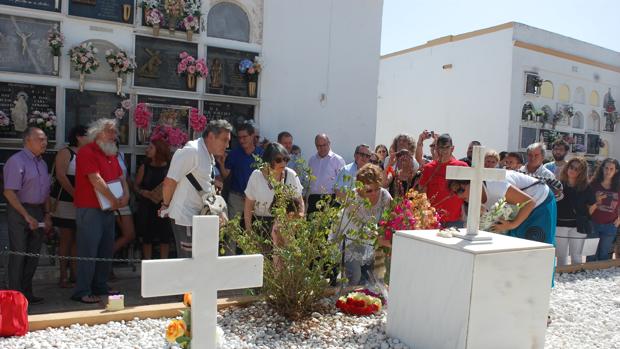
left=315, top=133, right=331, bottom=157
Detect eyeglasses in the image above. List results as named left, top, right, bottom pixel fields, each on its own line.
left=356, top=152, right=371, bottom=158
left=377, top=149, right=387, bottom=154
left=273, top=156, right=290, bottom=164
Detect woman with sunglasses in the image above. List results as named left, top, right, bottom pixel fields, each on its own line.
left=447, top=169, right=556, bottom=245
left=244, top=143, right=304, bottom=246
left=335, top=163, right=392, bottom=286
left=587, top=158, right=620, bottom=261
left=374, top=144, right=388, bottom=164
left=555, top=157, right=596, bottom=266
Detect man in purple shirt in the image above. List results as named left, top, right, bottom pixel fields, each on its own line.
left=3, top=127, right=52, bottom=304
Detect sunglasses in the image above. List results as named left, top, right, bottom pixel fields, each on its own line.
left=363, top=187, right=380, bottom=194
left=356, top=152, right=371, bottom=158
left=273, top=156, right=290, bottom=164
left=370, top=160, right=381, bottom=165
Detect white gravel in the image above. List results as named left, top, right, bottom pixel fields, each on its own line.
left=1, top=268, right=618, bottom=349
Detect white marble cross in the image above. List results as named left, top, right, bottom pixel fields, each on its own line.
left=446, top=146, right=506, bottom=240
left=142, top=215, right=264, bottom=349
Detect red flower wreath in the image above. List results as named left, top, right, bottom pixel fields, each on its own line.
left=336, top=289, right=385, bottom=316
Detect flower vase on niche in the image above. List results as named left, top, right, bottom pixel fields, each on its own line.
left=248, top=81, right=257, bottom=97
left=123, top=4, right=131, bottom=23
left=138, top=128, right=147, bottom=144
left=79, top=72, right=85, bottom=92
left=52, top=56, right=59, bottom=75
left=116, top=77, right=123, bottom=95
left=152, top=24, right=160, bottom=36
left=186, top=30, right=193, bottom=41
left=168, top=16, right=176, bottom=35
left=186, top=73, right=196, bottom=90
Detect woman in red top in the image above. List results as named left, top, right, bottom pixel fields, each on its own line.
left=587, top=158, right=620, bottom=261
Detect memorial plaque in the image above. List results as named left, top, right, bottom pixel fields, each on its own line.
left=203, top=100, right=254, bottom=148
left=70, top=39, right=120, bottom=82
left=0, top=15, right=60, bottom=76
left=134, top=36, right=198, bottom=91
left=519, top=127, right=537, bottom=150
left=69, top=0, right=134, bottom=24
left=206, top=2, right=250, bottom=42
left=65, top=89, right=130, bottom=144
left=0, top=82, right=56, bottom=140
left=136, top=95, right=198, bottom=145
left=572, top=133, right=585, bottom=153
left=0, top=0, right=60, bottom=12
left=206, top=46, right=258, bottom=97
left=586, top=134, right=600, bottom=155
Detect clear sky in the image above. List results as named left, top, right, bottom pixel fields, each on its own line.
left=381, top=0, right=620, bottom=55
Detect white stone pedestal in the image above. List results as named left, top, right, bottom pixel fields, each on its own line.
left=386, top=230, right=555, bottom=349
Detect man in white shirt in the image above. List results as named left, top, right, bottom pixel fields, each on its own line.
left=520, top=142, right=555, bottom=179
left=307, top=134, right=345, bottom=214
left=160, top=120, right=232, bottom=258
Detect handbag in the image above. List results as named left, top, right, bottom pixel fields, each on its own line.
left=186, top=172, right=228, bottom=217
left=0, top=290, right=29, bottom=337
left=575, top=215, right=595, bottom=237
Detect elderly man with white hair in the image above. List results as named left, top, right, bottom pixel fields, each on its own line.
left=72, top=118, right=129, bottom=304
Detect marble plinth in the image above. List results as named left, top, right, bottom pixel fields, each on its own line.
left=386, top=230, right=555, bottom=349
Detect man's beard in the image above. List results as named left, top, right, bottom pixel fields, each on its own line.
left=97, top=140, right=118, bottom=156
left=553, top=153, right=566, bottom=161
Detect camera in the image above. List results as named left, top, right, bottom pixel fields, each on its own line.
left=426, top=131, right=435, bottom=139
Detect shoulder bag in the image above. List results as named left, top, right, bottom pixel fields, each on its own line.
left=185, top=172, right=228, bottom=217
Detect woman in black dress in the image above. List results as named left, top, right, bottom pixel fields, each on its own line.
left=134, top=140, right=172, bottom=259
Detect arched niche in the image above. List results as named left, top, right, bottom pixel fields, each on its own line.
left=588, top=111, right=601, bottom=132
left=574, top=87, right=585, bottom=104
left=540, top=81, right=554, bottom=99
left=558, top=84, right=570, bottom=102
left=590, top=90, right=600, bottom=106
left=207, top=2, right=251, bottom=42
left=572, top=111, right=583, bottom=129
left=69, top=39, right=121, bottom=82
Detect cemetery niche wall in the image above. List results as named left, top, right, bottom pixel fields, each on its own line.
left=0, top=0, right=61, bottom=12
left=134, top=36, right=198, bottom=91
left=0, top=14, right=60, bottom=76
left=0, top=81, right=56, bottom=141
left=65, top=89, right=129, bottom=144
left=207, top=46, right=258, bottom=97
left=68, top=0, right=134, bottom=24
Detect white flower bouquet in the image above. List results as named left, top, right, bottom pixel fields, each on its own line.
left=479, top=198, right=527, bottom=231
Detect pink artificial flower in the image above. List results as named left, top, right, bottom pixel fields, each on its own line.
left=179, top=51, right=189, bottom=59
left=186, top=55, right=195, bottom=63
left=187, top=65, right=196, bottom=74
left=121, top=99, right=132, bottom=109
left=80, top=56, right=88, bottom=63
left=247, top=67, right=255, bottom=74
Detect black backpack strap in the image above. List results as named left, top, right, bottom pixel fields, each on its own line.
left=186, top=172, right=205, bottom=194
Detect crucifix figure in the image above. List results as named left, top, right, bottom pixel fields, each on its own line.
left=446, top=146, right=506, bottom=241
left=141, top=216, right=263, bottom=349
left=16, top=31, right=32, bottom=56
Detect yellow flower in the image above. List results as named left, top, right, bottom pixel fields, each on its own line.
left=165, top=319, right=186, bottom=343
left=183, top=293, right=192, bottom=307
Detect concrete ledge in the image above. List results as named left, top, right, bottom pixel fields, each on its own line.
left=556, top=259, right=620, bottom=274
left=28, top=295, right=258, bottom=331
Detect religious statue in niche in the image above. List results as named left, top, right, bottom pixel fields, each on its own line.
left=159, top=108, right=182, bottom=127
left=138, top=48, right=162, bottom=78
left=210, top=58, right=223, bottom=89
left=11, top=92, right=29, bottom=132
left=16, top=31, right=33, bottom=56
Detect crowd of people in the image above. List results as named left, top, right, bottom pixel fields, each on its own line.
left=3, top=119, right=620, bottom=304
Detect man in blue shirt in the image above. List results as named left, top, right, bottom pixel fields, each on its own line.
left=335, top=144, right=371, bottom=199
left=217, top=122, right=263, bottom=224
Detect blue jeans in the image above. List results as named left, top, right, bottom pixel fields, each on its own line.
left=73, top=208, right=115, bottom=298
left=587, top=223, right=617, bottom=262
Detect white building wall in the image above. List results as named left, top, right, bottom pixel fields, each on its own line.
left=376, top=28, right=515, bottom=158
left=260, top=0, right=383, bottom=162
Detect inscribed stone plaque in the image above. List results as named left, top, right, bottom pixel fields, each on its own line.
left=134, top=36, right=198, bottom=91
left=206, top=47, right=257, bottom=97
left=69, top=39, right=120, bottom=82
left=0, top=15, right=60, bottom=76
left=206, top=2, right=250, bottom=42
left=586, top=134, right=600, bottom=155
left=65, top=89, right=129, bottom=144
left=519, top=127, right=537, bottom=150
left=0, top=82, right=56, bottom=140
left=136, top=95, right=198, bottom=145
left=0, top=0, right=60, bottom=12
left=572, top=133, right=585, bottom=153
left=69, top=0, right=134, bottom=24
left=203, top=100, right=254, bottom=148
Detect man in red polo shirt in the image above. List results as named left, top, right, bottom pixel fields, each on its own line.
left=72, top=118, right=129, bottom=304
left=418, top=133, right=468, bottom=228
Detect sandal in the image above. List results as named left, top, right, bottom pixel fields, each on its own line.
left=71, top=295, right=101, bottom=304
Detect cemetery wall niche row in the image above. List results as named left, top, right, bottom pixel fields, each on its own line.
left=0, top=14, right=60, bottom=76
left=134, top=36, right=198, bottom=91
left=69, top=0, right=134, bottom=24
left=0, top=81, right=56, bottom=141
left=206, top=46, right=258, bottom=98
left=0, top=0, right=61, bottom=12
